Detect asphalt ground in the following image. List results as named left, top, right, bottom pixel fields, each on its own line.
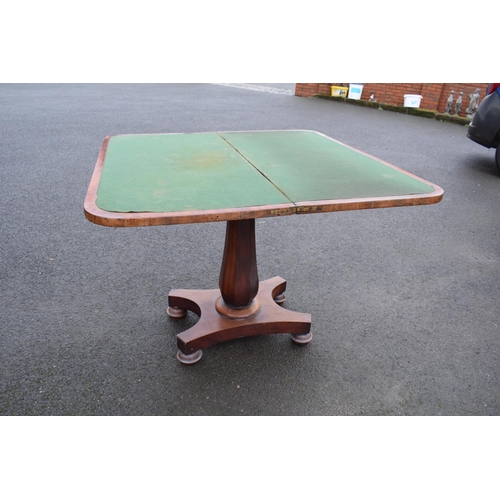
left=1, top=83, right=499, bottom=416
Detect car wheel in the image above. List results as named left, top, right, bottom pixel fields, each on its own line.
left=496, top=147, right=500, bottom=171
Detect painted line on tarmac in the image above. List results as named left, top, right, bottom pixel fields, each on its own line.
left=211, top=83, right=294, bottom=95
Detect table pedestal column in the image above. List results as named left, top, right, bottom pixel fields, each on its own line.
left=168, top=219, right=312, bottom=364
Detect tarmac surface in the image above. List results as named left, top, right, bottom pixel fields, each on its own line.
left=1, top=83, right=499, bottom=416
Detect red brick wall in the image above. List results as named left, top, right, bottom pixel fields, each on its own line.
left=421, top=84, right=443, bottom=110
left=295, top=83, right=319, bottom=97
left=295, top=83, right=489, bottom=117
left=318, top=84, right=332, bottom=95
left=360, top=84, right=423, bottom=106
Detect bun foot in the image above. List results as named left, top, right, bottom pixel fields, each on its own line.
left=168, top=306, right=187, bottom=318
left=177, top=350, right=203, bottom=365
left=291, top=332, right=313, bottom=345
left=274, top=293, right=286, bottom=305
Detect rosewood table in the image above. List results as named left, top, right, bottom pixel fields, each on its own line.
left=84, top=130, right=443, bottom=364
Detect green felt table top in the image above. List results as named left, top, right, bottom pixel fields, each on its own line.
left=94, top=130, right=438, bottom=214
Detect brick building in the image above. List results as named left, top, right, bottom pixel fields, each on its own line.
left=295, top=83, right=489, bottom=118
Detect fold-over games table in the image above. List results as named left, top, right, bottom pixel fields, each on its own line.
left=84, top=130, right=443, bottom=364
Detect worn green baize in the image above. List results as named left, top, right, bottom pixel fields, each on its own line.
left=96, top=131, right=434, bottom=213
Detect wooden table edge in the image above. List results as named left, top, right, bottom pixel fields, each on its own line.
left=294, top=186, right=444, bottom=214
left=84, top=203, right=297, bottom=227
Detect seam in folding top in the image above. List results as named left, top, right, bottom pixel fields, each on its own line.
left=217, top=133, right=295, bottom=205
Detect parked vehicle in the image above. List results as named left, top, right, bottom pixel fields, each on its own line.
left=467, top=84, right=500, bottom=169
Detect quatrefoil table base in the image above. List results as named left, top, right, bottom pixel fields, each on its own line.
left=168, top=275, right=312, bottom=364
